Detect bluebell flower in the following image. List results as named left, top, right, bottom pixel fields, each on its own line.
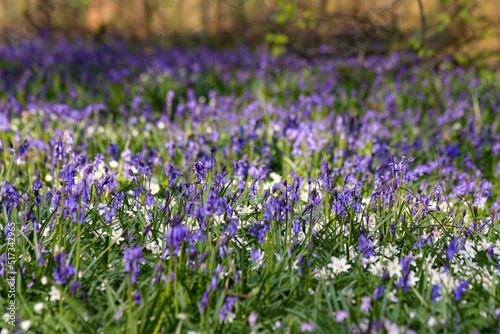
left=134, top=289, right=142, bottom=305
left=453, top=280, right=469, bottom=301
left=0, top=253, right=6, bottom=276
left=219, top=297, right=237, bottom=322
left=114, top=308, right=124, bottom=321
left=70, top=279, right=82, bottom=295
left=358, top=233, right=373, bottom=258
left=53, top=139, right=64, bottom=161
left=199, top=289, right=210, bottom=313
left=123, top=245, right=143, bottom=285
left=431, top=284, right=440, bottom=303
left=300, top=323, right=315, bottom=332
left=373, top=285, right=384, bottom=299
left=193, top=161, right=206, bottom=183
left=18, top=140, right=30, bottom=157
left=53, top=252, right=76, bottom=285
left=166, top=163, right=182, bottom=187
left=250, top=248, right=261, bottom=261
left=447, top=238, right=457, bottom=262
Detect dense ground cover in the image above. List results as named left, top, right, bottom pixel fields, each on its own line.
left=0, top=39, right=499, bottom=333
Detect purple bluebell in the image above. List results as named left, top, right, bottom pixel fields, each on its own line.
left=447, top=239, right=456, bottom=262
left=373, top=285, right=384, bottom=299
left=219, top=297, right=237, bottom=321
left=0, top=253, right=6, bottom=276
left=454, top=280, right=469, bottom=301
left=431, top=284, right=440, bottom=303
left=134, top=289, right=142, bottom=305
left=123, top=245, right=143, bottom=285
left=53, top=251, right=77, bottom=285
left=70, top=279, right=82, bottom=295
left=199, top=289, right=210, bottom=313
left=250, top=248, right=261, bottom=261
left=358, top=233, right=373, bottom=258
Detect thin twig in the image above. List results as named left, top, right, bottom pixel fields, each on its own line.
left=224, top=259, right=251, bottom=299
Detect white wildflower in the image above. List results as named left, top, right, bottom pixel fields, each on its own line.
left=328, top=256, right=351, bottom=274
left=49, top=286, right=61, bottom=301
left=33, top=302, right=45, bottom=314
left=387, top=258, right=402, bottom=278
left=19, top=320, right=31, bottom=331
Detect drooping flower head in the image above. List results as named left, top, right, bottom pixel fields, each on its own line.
left=123, top=245, right=143, bottom=285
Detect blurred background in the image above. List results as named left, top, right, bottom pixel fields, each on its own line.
left=0, top=0, right=499, bottom=62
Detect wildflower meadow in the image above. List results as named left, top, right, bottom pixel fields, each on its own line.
left=0, top=40, right=500, bottom=333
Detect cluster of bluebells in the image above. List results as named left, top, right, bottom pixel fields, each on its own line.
left=0, top=38, right=499, bottom=333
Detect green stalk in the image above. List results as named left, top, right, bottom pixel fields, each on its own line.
left=174, top=254, right=179, bottom=314
left=58, top=183, right=66, bottom=251
left=325, top=184, right=330, bottom=221
left=2, top=142, right=8, bottom=176
left=128, top=278, right=133, bottom=334
left=166, top=244, right=173, bottom=297
left=75, top=222, right=82, bottom=274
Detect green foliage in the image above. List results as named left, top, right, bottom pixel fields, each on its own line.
left=0, top=47, right=499, bottom=333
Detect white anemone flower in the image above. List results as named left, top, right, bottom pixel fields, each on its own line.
left=387, top=258, right=402, bottom=278
left=328, top=256, right=351, bottom=274
left=49, top=286, right=61, bottom=301
left=20, top=320, right=31, bottom=331
left=33, top=302, right=45, bottom=314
